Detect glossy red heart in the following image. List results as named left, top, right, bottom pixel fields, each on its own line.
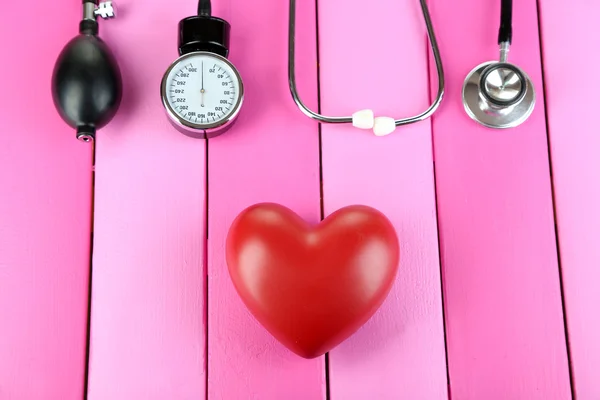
left=225, top=202, right=399, bottom=359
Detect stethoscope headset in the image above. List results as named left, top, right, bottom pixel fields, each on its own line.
left=288, top=0, right=445, bottom=137
left=462, top=0, right=535, bottom=129
left=51, top=0, right=533, bottom=143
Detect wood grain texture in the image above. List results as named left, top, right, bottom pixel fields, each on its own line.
left=0, top=2, right=92, bottom=400
left=206, top=0, right=324, bottom=398
left=318, top=1, right=448, bottom=398
left=539, top=2, right=600, bottom=398
left=428, top=0, right=571, bottom=398
left=86, top=2, right=207, bottom=399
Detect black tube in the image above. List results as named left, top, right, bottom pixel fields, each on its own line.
left=79, top=19, right=99, bottom=35
left=498, top=0, right=512, bottom=44
left=198, top=0, right=211, bottom=16
left=80, top=0, right=99, bottom=35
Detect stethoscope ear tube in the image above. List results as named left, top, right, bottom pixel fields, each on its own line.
left=51, top=0, right=122, bottom=142
left=287, top=0, right=445, bottom=136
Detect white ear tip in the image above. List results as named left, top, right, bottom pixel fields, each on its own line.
left=373, top=117, right=396, bottom=136
left=352, top=109, right=374, bottom=129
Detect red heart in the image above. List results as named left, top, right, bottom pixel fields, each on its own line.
left=225, top=203, right=400, bottom=359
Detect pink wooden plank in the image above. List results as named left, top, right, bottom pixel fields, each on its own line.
left=538, top=3, right=600, bottom=398
left=86, top=2, right=207, bottom=399
left=429, top=0, right=571, bottom=398
left=318, top=0, right=448, bottom=398
left=206, top=0, right=324, bottom=398
left=0, top=3, right=92, bottom=399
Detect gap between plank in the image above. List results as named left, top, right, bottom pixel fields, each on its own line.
left=534, top=0, right=575, bottom=397
left=204, top=140, right=210, bottom=400
left=425, top=1, right=452, bottom=400
left=425, top=1, right=452, bottom=397
left=83, top=143, right=97, bottom=400
left=313, top=0, right=330, bottom=398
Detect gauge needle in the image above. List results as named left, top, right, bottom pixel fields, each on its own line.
left=200, top=61, right=205, bottom=107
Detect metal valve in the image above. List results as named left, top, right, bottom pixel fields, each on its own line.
left=83, top=1, right=117, bottom=22
left=95, top=1, right=117, bottom=19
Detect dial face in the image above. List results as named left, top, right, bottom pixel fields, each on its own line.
left=162, top=52, right=243, bottom=129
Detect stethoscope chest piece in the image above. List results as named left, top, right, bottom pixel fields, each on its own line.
left=161, top=1, right=244, bottom=140
left=462, top=60, right=535, bottom=129
left=462, top=0, right=535, bottom=129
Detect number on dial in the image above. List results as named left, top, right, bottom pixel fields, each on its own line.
left=166, top=53, right=241, bottom=126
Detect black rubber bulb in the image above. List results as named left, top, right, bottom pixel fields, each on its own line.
left=51, top=19, right=122, bottom=142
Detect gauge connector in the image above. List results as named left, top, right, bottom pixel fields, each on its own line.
left=80, top=1, right=116, bottom=35
left=95, top=1, right=117, bottom=19
left=178, top=16, right=230, bottom=58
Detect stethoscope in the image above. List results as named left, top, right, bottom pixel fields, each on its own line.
left=288, top=0, right=445, bottom=137
left=462, top=0, right=535, bottom=129
left=52, top=0, right=532, bottom=141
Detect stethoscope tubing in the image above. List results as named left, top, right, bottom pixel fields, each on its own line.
left=287, top=0, right=445, bottom=127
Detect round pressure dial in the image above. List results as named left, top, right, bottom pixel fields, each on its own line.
left=161, top=51, right=244, bottom=138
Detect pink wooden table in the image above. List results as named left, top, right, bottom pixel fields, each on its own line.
left=1, top=0, right=598, bottom=399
